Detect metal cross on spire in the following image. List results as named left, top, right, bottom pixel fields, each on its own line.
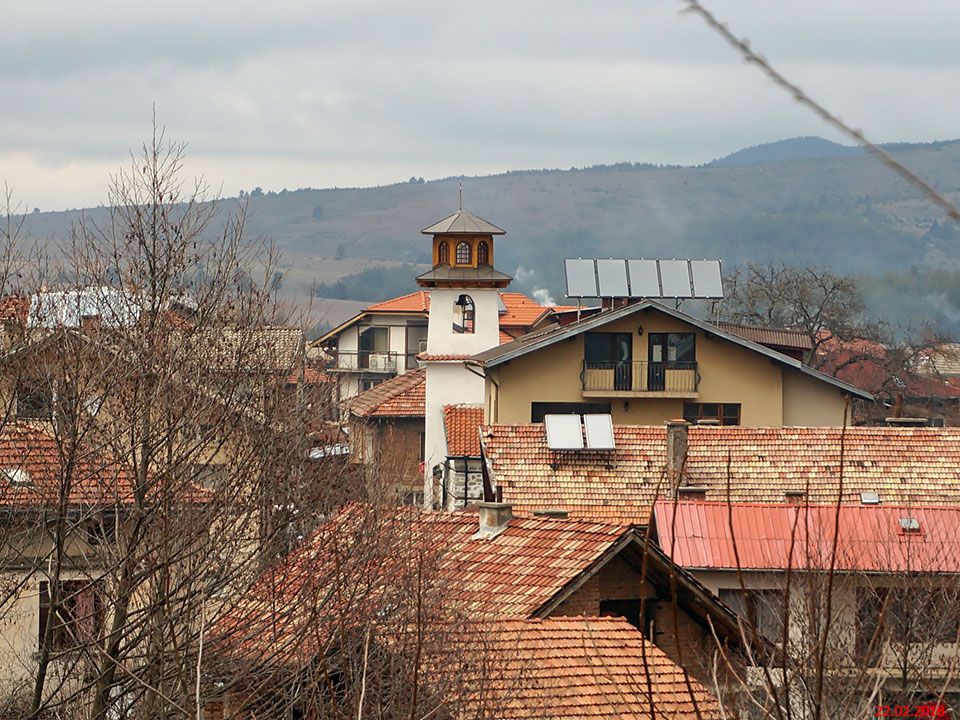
left=458, top=181, right=463, bottom=211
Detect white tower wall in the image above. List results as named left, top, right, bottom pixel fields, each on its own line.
left=422, top=287, right=501, bottom=507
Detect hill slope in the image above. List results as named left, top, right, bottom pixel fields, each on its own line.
left=710, top=136, right=861, bottom=167
left=18, top=137, right=960, bottom=333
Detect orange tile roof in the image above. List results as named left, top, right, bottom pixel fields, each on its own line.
left=212, top=506, right=631, bottom=668
left=654, top=501, right=960, bottom=574
left=0, top=296, right=29, bottom=323
left=349, top=368, right=425, bottom=417
left=498, top=292, right=552, bottom=328
left=474, top=617, right=722, bottom=720
left=0, top=424, right=207, bottom=507
left=366, top=291, right=431, bottom=314
left=416, top=352, right=473, bottom=362
left=443, top=405, right=484, bottom=457
left=481, top=425, right=960, bottom=525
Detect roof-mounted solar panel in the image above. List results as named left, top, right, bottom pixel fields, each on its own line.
left=564, top=259, right=598, bottom=298
left=627, top=260, right=660, bottom=298
left=564, top=258, right=723, bottom=300
left=596, top=259, right=629, bottom=297
left=583, top=414, right=616, bottom=450
left=690, top=260, right=723, bottom=299
left=544, top=414, right=584, bottom=450
left=658, top=260, right=693, bottom=297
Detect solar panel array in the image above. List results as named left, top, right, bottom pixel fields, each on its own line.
left=544, top=414, right=617, bottom=451
left=563, top=258, right=723, bottom=299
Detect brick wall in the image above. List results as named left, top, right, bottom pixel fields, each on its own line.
left=551, top=556, right=655, bottom=617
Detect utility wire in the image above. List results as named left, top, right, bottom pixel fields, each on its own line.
left=682, top=0, right=960, bottom=224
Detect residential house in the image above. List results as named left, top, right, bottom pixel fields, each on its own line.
left=0, top=424, right=207, bottom=701
left=472, top=299, right=871, bottom=428
left=347, top=367, right=426, bottom=503
left=463, top=616, right=724, bottom=720
left=313, top=289, right=555, bottom=407
left=480, top=421, right=960, bottom=523
left=653, top=500, right=960, bottom=703
left=207, top=502, right=762, bottom=714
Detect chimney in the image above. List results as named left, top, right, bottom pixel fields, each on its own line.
left=666, top=419, right=689, bottom=488
left=475, top=501, right=512, bottom=539
left=533, top=508, right=569, bottom=519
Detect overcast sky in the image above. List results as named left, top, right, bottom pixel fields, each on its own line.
left=3, top=1, right=959, bottom=211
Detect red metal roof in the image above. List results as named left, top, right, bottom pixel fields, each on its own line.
left=653, top=500, right=960, bottom=573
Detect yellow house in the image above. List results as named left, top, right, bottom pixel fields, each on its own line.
left=472, top=300, right=871, bottom=427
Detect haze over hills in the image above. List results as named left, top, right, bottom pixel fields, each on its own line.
left=18, top=136, right=960, bottom=334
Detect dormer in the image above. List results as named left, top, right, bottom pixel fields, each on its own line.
left=416, top=211, right=512, bottom=289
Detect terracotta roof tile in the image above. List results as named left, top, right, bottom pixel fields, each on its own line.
left=416, top=352, right=473, bottom=362
left=349, top=368, right=425, bottom=418
left=482, top=425, right=960, bottom=524
left=472, top=617, right=722, bottom=720
left=212, top=506, right=637, bottom=671
left=715, top=322, right=812, bottom=351
left=0, top=424, right=207, bottom=507
left=0, top=296, right=29, bottom=323
left=366, top=291, right=431, bottom=314
left=498, top=292, right=552, bottom=328
left=444, top=405, right=484, bottom=457
left=655, top=501, right=960, bottom=573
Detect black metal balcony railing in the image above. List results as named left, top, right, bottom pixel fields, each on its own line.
left=332, top=351, right=399, bottom=373
left=582, top=361, right=699, bottom=394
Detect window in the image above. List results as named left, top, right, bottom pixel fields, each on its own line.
left=360, top=377, right=384, bottom=392
left=455, top=241, right=472, bottom=265
left=477, top=240, right=490, bottom=265
left=531, top=402, right=611, bottom=423
left=39, top=580, right=102, bottom=652
left=684, top=403, right=741, bottom=426
left=358, top=327, right=389, bottom=369
left=16, top=379, right=54, bottom=420
left=719, top=588, right=785, bottom=644
left=453, top=295, right=475, bottom=334
left=437, top=240, right=449, bottom=266
left=87, top=513, right=117, bottom=546
left=648, top=333, right=696, bottom=364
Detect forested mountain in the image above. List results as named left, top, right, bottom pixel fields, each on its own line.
left=709, top=136, right=862, bottom=167
left=19, top=137, right=960, bottom=334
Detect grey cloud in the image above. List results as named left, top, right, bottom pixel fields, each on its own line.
left=3, top=1, right=960, bottom=209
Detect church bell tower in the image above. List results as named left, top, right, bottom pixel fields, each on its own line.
left=417, top=207, right=511, bottom=508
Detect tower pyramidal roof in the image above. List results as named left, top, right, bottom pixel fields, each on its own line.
left=421, top=211, right=505, bottom=236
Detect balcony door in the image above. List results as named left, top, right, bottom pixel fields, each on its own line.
left=585, top=332, right=632, bottom=391
left=358, top=327, right=388, bottom=369
left=648, top=333, right=695, bottom=391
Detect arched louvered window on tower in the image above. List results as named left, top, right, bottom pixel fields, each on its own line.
left=477, top=240, right=490, bottom=265
left=455, top=241, right=472, bottom=266
left=453, top=294, right=475, bottom=334
left=437, top=241, right=449, bottom=266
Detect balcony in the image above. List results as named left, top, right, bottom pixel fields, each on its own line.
left=581, top=361, right=699, bottom=398
left=330, top=351, right=399, bottom=373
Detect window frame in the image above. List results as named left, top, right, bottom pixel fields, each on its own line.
left=683, top=402, right=741, bottom=426
left=39, top=579, right=103, bottom=653
left=477, top=240, right=490, bottom=265
left=437, top=240, right=450, bottom=266
left=455, top=241, right=472, bottom=266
